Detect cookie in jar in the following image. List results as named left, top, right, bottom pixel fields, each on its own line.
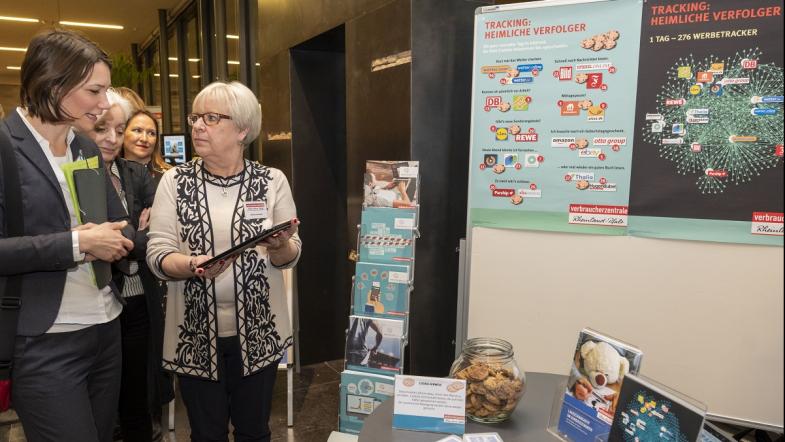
left=449, top=337, right=525, bottom=423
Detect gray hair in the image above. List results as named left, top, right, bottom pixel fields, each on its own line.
left=193, top=81, right=261, bottom=145
left=105, top=88, right=133, bottom=122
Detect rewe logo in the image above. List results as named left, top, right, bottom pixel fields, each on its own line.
left=515, top=131, right=539, bottom=142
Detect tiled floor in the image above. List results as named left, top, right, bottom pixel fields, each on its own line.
left=0, top=359, right=343, bottom=442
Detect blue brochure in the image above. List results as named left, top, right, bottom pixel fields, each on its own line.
left=359, top=207, right=416, bottom=265
left=339, top=370, right=395, bottom=435
left=353, top=262, right=411, bottom=320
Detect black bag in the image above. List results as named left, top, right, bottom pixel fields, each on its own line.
left=0, top=129, right=23, bottom=411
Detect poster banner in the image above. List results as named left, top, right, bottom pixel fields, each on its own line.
left=628, top=0, right=783, bottom=245
left=468, top=0, right=643, bottom=234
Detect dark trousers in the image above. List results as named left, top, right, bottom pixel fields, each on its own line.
left=118, top=295, right=152, bottom=442
left=178, top=336, right=279, bottom=442
left=11, top=318, right=122, bottom=442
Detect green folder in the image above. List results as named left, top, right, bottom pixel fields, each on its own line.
left=61, top=157, right=112, bottom=289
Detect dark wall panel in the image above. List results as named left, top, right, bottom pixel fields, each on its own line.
left=259, top=0, right=401, bottom=60
left=409, top=0, right=487, bottom=376
left=290, top=43, right=349, bottom=365
left=345, top=0, right=411, bottom=247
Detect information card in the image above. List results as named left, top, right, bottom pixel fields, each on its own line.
left=392, top=375, right=467, bottom=435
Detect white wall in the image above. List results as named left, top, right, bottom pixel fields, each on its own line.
left=466, top=226, right=784, bottom=428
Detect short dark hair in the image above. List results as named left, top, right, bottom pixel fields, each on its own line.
left=20, top=29, right=111, bottom=123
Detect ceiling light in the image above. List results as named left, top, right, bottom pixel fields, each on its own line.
left=0, top=15, right=39, bottom=23
left=6, top=66, right=21, bottom=70
left=168, top=57, right=177, bottom=61
left=0, top=46, right=26, bottom=52
left=227, top=60, right=240, bottom=65
left=192, top=75, right=200, bottom=78
left=188, top=58, right=200, bottom=62
left=226, top=34, right=239, bottom=39
left=154, top=73, right=160, bottom=77
left=59, top=20, right=123, bottom=30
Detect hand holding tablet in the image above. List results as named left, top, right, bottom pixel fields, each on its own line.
left=198, top=218, right=299, bottom=272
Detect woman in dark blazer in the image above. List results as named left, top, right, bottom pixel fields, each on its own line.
left=0, top=30, right=134, bottom=442
left=84, top=89, right=164, bottom=442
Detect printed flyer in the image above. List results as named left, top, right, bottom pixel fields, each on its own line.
left=553, top=329, right=643, bottom=442
left=339, top=370, right=395, bottom=435
left=628, top=0, right=783, bottom=245
left=468, top=0, right=643, bottom=234
left=392, top=375, right=467, bottom=435
left=353, top=262, right=411, bottom=320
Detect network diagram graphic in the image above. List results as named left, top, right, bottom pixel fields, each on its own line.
left=642, top=49, right=784, bottom=194
left=617, top=390, right=688, bottom=442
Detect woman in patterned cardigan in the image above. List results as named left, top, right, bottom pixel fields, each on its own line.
left=146, top=81, right=300, bottom=442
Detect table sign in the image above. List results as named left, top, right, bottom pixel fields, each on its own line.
left=464, top=433, right=504, bottom=442
left=392, top=375, right=466, bottom=434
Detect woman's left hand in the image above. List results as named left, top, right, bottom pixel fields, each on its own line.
left=259, top=219, right=299, bottom=251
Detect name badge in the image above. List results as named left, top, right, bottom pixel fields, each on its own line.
left=244, top=201, right=268, bottom=220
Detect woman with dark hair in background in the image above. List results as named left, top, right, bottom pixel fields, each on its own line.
left=0, top=29, right=134, bottom=442
left=122, top=109, right=171, bottom=183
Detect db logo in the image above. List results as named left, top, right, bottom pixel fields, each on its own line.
left=741, top=59, right=758, bottom=69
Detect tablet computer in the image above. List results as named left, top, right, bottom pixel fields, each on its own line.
left=200, top=218, right=296, bottom=270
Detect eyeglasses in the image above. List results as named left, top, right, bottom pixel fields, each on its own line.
left=186, top=112, right=232, bottom=127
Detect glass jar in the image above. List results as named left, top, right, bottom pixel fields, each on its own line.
left=449, top=337, right=525, bottom=423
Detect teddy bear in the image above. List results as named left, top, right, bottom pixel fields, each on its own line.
left=579, top=340, right=630, bottom=388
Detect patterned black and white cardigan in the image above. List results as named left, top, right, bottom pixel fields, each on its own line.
left=147, top=159, right=300, bottom=380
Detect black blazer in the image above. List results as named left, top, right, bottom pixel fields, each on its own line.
left=0, top=110, right=133, bottom=336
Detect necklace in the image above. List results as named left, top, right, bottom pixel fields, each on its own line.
left=202, top=162, right=244, bottom=197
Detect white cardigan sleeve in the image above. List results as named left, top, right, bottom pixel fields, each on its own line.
left=268, top=168, right=302, bottom=270
left=146, top=168, right=181, bottom=281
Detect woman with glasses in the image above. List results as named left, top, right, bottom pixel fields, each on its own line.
left=146, top=81, right=300, bottom=442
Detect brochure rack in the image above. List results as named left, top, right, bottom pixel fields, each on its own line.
left=338, top=161, right=420, bottom=435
